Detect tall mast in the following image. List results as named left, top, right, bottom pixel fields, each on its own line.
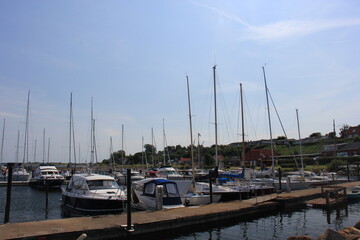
left=23, top=90, right=30, bottom=165
left=162, top=118, right=166, bottom=166
left=262, top=67, right=275, bottom=178
left=16, top=130, right=20, bottom=163
left=186, top=76, right=195, bottom=185
left=0, top=119, right=5, bottom=164
left=90, top=98, right=94, bottom=165
left=69, top=93, right=73, bottom=166
left=121, top=124, right=124, bottom=165
left=141, top=136, right=144, bottom=169
left=33, top=139, right=37, bottom=163
left=42, top=128, right=45, bottom=164
left=240, top=83, right=246, bottom=166
left=296, top=109, right=304, bottom=176
left=151, top=127, right=155, bottom=168
left=213, top=65, right=219, bottom=167
left=47, top=138, right=50, bottom=163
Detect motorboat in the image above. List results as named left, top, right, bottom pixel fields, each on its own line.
left=181, top=192, right=221, bottom=206
left=29, top=165, right=64, bottom=189
left=12, top=167, right=30, bottom=182
left=117, top=169, right=145, bottom=185
left=131, top=178, right=184, bottom=211
left=347, top=186, right=360, bottom=200
left=157, top=166, right=184, bottom=180
left=61, top=173, right=127, bottom=214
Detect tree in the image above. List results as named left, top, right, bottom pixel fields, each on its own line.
left=339, top=124, right=350, bottom=138
left=309, top=132, right=322, bottom=138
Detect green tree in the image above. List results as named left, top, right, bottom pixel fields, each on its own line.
left=339, top=124, right=350, bottom=138
left=309, top=132, right=322, bottom=138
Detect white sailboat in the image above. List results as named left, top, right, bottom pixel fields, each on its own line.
left=13, top=91, right=31, bottom=182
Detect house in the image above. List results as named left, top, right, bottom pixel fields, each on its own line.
left=244, top=149, right=279, bottom=167
left=345, top=125, right=360, bottom=138
left=322, top=142, right=360, bottom=157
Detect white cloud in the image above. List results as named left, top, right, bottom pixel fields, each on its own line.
left=194, top=2, right=360, bottom=41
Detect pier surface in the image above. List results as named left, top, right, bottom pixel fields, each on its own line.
left=1, top=181, right=359, bottom=240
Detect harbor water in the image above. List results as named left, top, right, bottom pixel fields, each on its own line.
left=1, top=186, right=360, bottom=239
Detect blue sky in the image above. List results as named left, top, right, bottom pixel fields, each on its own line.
left=0, top=0, right=359, bottom=164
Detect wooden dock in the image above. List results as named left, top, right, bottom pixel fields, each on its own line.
left=0, top=181, right=359, bottom=240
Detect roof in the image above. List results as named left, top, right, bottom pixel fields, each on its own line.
left=70, top=173, right=116, bottom=181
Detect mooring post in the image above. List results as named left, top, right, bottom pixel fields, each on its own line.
left=121, top=168, right=134, bottom=235
left=209, top=170, right=213, bottom=204
left=4, top=163, right=14, bottom=223
left=278, top=168, right=282, bottom=191
left=357, top=164, right=359, bottom=181
left=45, top=179, right=49, bottom=218
left=347, top=164, right=350, bottom=182
left=126, top=168, right=132, bottom=231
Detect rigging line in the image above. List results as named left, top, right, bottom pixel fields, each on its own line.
left=217, top=80, right=236, bottom=143
left=243, top=90, right=258, bottom=141
left=267, top=89, right=300, bottom=170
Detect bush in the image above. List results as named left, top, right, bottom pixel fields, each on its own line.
left=327, top=159, right=347, bottom=172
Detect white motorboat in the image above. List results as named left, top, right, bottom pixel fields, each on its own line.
left=117, top=169, right=145, bottom=185
left=131, top=178, right=184, bottom=211
left=157, top=166, right=184, bottom=180
left=29, top=165, right=64, bottom=189
left=61, top=173, right=127, bottom=214
left=181, top=192, right=221, bottom=206
left=12, top=167, right=30, bottom=182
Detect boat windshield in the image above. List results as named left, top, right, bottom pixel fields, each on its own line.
left=87, top=180, right=120, bottom=190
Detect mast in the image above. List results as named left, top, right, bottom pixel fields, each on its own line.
left=240, top=83, right=246, bottom=166
left=141, top=136, right=144, bottom=169
left=186, top=76, right=195, bottom=186
left=296, top=109, right=304, bottom=176
left=262, top=66, right=275, bottom=178
left=213, top=65, right=219, bottom=167
left=33, top=139, right=37, bottom=163
left=16, top=130, right=20, bottom=163
left=69, top=93, right=73, bottom=166
left=23, top=90, right=30, bottom=165
left=47, top=138, right=50, bottom=164
left=162, top=118, right=166, bottom=166
left=197, top=133, right=201, bottom=168
left=42, top=128, right=45, bottom=164
left=151, top=127, right=155, bottom=168
left=0, top=119, right=5, bottom=164
left=121, top=124, right=124, bottom=165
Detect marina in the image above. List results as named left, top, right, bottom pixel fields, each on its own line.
left=0, top=181, right=360, bottom=239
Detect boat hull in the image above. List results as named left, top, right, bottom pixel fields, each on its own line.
left=29, top=178, right=64, bottom=189
left=61, top=193, right=126, bottom=214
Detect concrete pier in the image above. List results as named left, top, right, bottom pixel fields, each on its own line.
left=0, top=181, right=359, bottom=240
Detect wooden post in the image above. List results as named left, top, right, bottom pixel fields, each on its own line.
left=325, top=191, right=330, bottom=207
left=278, top=168, right=282, bottom=191
left=4, top=163, right=14, bottom=223
left=126, top=168, right=132, bottom=231
left=209, top=170, right=213, bottom=204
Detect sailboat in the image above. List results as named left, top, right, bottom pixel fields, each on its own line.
left=181, top=75, right=221, bottom=206
left=13, top=91, right=31, bottom=182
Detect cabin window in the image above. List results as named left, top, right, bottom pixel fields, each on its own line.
left=144, top=183, right=155, bottom=195
left=87, top=180, right=119, bottom=190
left=164, top=183, right=179, bottom=197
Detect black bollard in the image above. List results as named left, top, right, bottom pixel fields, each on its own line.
left=126, top=168, right=132, bottom=232
left=278, top=168, right=282, bottom=191
left=4, top=163, right=14, bottom=223
left=209, top=170, right=213, bottom=204
left=357, top=164, right=359, bottom=181
left=45, top=179, right=49, bottom=219
left=347, top=164, right=350, bottom=182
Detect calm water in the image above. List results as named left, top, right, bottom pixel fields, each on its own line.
left=1, top=186, right=360, bottom=239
